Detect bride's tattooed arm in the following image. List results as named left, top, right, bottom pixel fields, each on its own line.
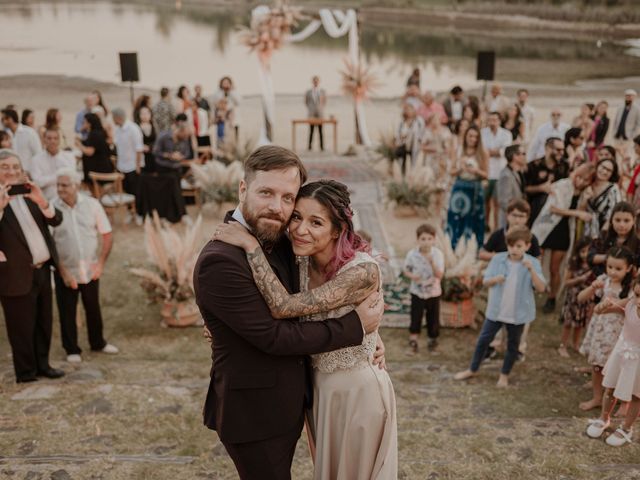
left=246, top=247, right=379, bottom=319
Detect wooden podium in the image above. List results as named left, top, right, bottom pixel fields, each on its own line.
left=291, top=118, right=338, bottom=154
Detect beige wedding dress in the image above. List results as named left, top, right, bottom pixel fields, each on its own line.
left=300, top=252, right=398, bottom=480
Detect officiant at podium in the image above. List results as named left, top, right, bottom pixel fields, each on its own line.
left=305, top=76, right=327, bottom=151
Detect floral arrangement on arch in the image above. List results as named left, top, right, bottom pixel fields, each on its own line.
left=435, top=231, right=484, bottom=303
left=340, top=59, right=379, bottom=102
left=130, top=212, right=204, bottom=304
left=238, top=1, right=306, bottom=67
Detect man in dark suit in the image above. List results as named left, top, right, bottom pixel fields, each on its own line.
left=0, top=149, right=65, bottom=383
left=194, top=145, right=383, bottom=480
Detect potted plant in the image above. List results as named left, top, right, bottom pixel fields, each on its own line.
left=436, top=231, right=484, bottom=328
left=130, top=212, right=204, bottom=327
left=190, top=160, right=244, bottom=216
left=384, top=160, right=443, bottom=218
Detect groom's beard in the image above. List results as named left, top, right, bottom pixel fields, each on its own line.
left=241, top=203, right=288, bottom=246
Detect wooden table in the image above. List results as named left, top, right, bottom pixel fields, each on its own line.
left=291, top=118, right=338, bottom=154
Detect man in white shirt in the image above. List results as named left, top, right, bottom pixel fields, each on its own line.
left=0, top=149, right=65, bottom=383
left=487, top=83, right=510, bottom=117
left=482, top=112, right=513, bottom=230
left=517, top=88, right=535, bottom=144
left=113, top=108, right=144, bottom=222
left=527, top=109, right=570, bottom=162
left=30, top=129, right=76, bottom=200
left=52, top=168, right=117, bottom=363
left=1, top=108, right=42, bottom=175
left=443, top=85, right=465, bottom=130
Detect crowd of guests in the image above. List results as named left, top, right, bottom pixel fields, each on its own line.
left=397, top=70, right=640, bottom=446
left=0, top=77, right=242, bottom=383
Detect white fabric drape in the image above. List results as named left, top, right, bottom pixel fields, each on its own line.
left=251, top=6, right=371, bottom=146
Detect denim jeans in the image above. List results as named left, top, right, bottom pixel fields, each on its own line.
left=469, top=318, right=525, bottom=375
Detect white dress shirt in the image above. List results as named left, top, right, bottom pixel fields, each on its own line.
left=11, top=124, right=42, bottom=175
left=30, top=149, right=77, bottom=200
left=451, top=100, right=463, bottom=122
left=519, top=103, right=535, bottom=143
left=481, top=126, right=513, bottom=180
left=5, top=196, right=54, bottom=265
left=114, top=120, right=144, bottom=174
left=52, top=193, right=112, bottom=284
left=527, top=121, right=570, bottom=162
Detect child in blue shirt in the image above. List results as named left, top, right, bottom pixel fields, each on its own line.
left=454, top=226, right=546, bottom=387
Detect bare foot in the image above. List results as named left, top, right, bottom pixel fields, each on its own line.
left=557, top=345, right=570, bottom=358
left=579, top=398, right=602, bottom=411
left=496, top=374, right=509, bottom=388
left=454, top=369, right=476, bottom=381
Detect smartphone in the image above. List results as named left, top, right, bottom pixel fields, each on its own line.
left=8, top=183, right=31, bottom=196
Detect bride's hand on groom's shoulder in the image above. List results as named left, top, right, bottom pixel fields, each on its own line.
left=212, top=221, right=259, bottom=251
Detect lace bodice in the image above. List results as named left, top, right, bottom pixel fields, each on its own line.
left=299, top=252, right=381, bottom=373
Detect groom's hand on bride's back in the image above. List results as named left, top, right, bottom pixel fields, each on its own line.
left=356, top=291, right=384, bottom=335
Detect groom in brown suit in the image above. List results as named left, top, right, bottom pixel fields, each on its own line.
left=194, top=146, right=383, bottom=480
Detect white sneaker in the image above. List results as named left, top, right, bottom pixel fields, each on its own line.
left=135, top=215, right=144, bottom=227
left=101, top=344, right=119, bottom=354
left=66, top=354, right=82, bottom=363
left=606, top=427, right=633, bottom=447
left=586, top=418, right=610, bottom=438
left=124, top=212, right=133, bottom=225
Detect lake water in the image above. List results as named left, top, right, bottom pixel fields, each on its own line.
left=1, top=1, right=639, bottom=97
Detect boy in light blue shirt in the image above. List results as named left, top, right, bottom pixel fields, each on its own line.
left=454, top=226, right=546, bottom=387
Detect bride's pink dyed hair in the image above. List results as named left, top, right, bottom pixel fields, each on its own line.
left=297, top=180, right=371, bottom=280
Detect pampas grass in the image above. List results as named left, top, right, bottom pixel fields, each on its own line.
left=385, top=161, right=442, bottom=210
left=190, top=160, right=244, bottom=205
left=435, top=228, right=484, bottom=302
left=130, top=211, right=204, bottom=303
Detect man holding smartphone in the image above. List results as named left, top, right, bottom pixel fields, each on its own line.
left=0, top=148, right=65, bottom=383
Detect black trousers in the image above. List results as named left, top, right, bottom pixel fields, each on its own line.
left=308, top=123, right=324, bottom=150
left=223, top=422, right=301, bottom=480
left=409, top=294, right=440, bottom=339
left=0, top=267, right=53, bottom=381
left=123, top=171, right=140, bottom=215
left=54, top=274, right=106, bottom=355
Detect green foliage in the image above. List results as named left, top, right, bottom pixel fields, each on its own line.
left=386, top=181, right=432, bottom=209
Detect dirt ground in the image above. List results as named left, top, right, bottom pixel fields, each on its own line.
left=1, top=196, right=639, bottom=479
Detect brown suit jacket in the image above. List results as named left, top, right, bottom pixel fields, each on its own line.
left=0, top=200, right=62, bottom=297
left=194, top=218, right=364, bottom=444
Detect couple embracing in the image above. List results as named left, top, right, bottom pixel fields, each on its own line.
left=194, top=146, right=397, bottom=480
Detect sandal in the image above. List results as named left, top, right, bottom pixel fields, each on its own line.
left=408, top=340, right=418, bottom=355
left=586, top=418, right=610, bottom=438
left=606, top=427, right=633, bottom=447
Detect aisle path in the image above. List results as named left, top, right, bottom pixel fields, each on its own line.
left=301, top=150, right=397, bottom=284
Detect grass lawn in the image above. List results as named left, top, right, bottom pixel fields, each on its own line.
left=1, top=210, right=640, bottom=479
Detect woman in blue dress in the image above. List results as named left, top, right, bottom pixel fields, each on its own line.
left=446, top=125, right=489, bottom=248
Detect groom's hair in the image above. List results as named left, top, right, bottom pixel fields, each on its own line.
left=244, top=145, right=308, bottom=185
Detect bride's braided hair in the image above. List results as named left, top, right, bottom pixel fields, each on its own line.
left=297, top=180, right=370, bottom=280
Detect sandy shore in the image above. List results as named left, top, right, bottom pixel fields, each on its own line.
left=0, top=73, right=637, bottom=154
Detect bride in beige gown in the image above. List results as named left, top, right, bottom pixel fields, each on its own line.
left=215, top=180, right=397, bottom=480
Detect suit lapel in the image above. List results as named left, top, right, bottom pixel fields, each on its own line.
left=3, top=204, right=29, bottom=249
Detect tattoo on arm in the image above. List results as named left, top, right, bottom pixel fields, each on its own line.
left=246, top=248, right=379, bottom=319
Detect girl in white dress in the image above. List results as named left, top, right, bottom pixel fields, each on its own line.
left=586, top=277, right=640, bottom=446
left=215, top=180, right=398, bottom=479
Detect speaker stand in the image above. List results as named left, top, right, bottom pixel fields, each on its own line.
left=129, top=82, right=135, bottom=107
left=482, top=80, right=488, bottom=103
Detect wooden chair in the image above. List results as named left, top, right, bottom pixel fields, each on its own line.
left=180, top=177, right=202, bottom=211
left=88, top=172, right=136, bottom=225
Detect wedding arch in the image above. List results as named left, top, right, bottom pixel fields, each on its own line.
left=241, top=4, right=374, bottom=147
